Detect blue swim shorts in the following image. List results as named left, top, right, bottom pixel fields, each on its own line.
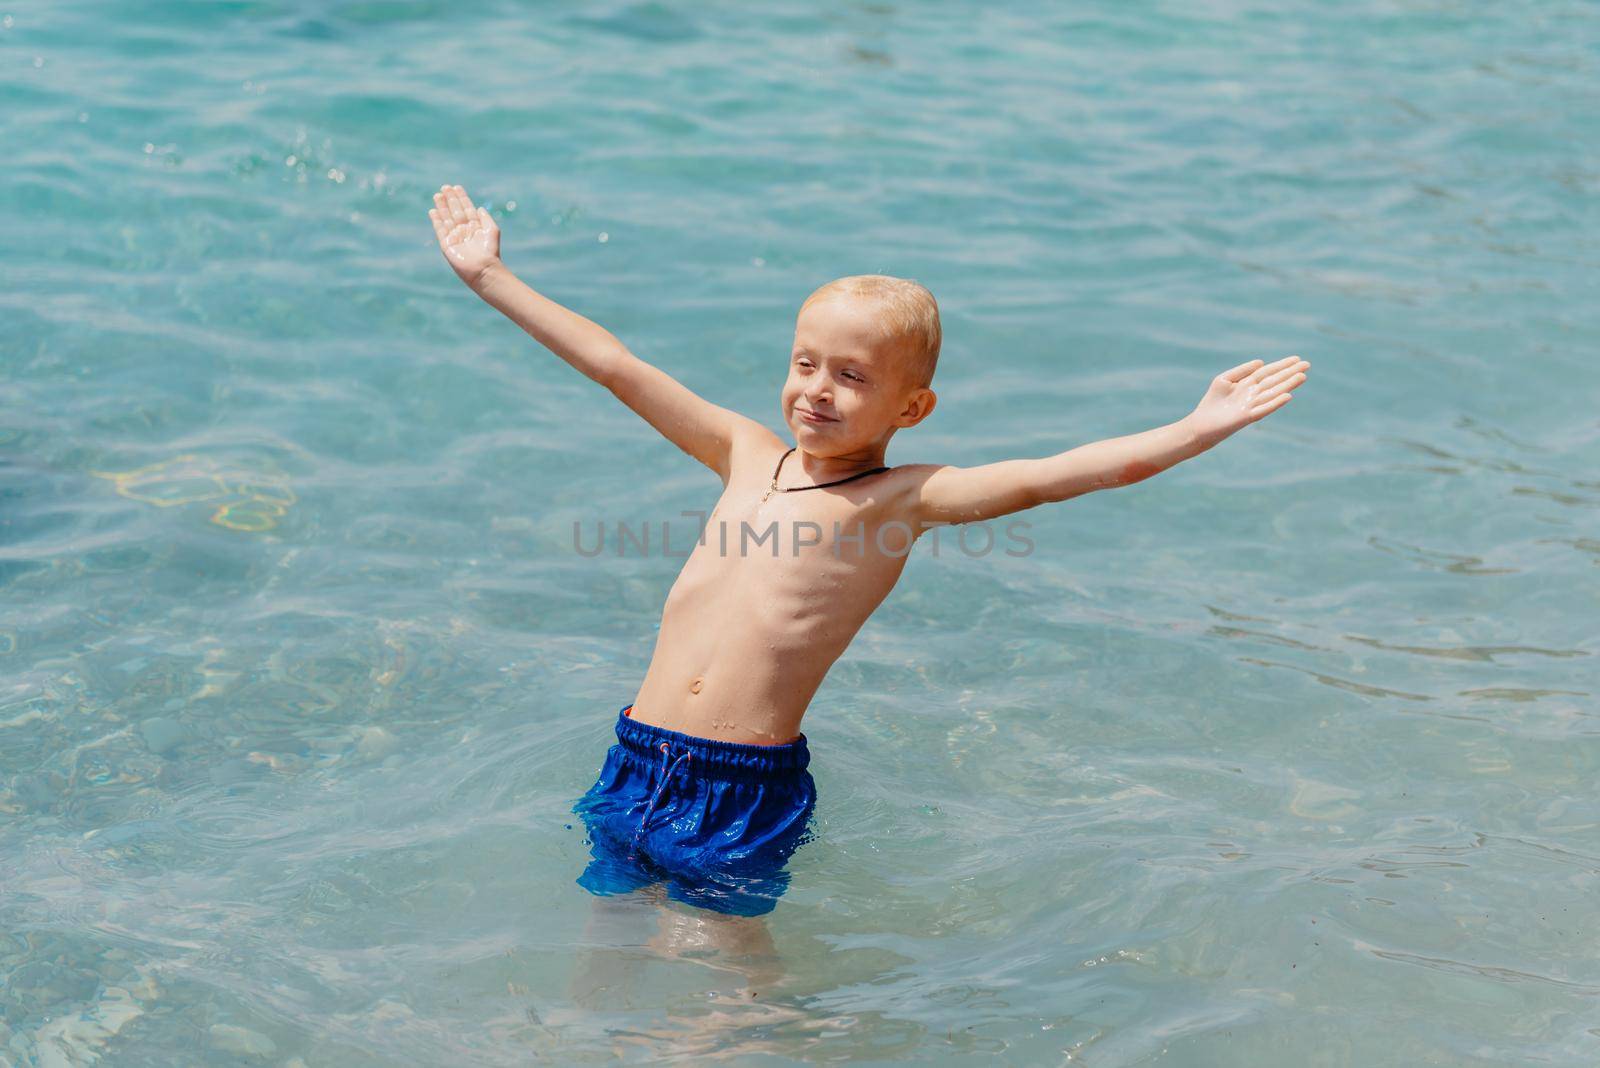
left=572, top=704, right=817, bottom=917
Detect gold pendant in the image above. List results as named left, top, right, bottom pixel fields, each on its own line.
left=761, top=481, right=777, bottom=502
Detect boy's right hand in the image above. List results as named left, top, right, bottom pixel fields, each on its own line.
left=429, top=183, right=501, bottom=289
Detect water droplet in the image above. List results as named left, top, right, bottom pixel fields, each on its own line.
left=32, top=55, right=43, bottom=68
left=752, top=256, right=765, bottom=267
left=284, top=154, right=296, bottom=166
left=597, top=231, right=609, bottom=243
left=143, top=142, right=155, bottom=154
left=76, top=111, right=87, bottom=123
left=326, top=167, right=345, bottom=183
left=2, top=15, right=13, bottom=29
left=505, top=199, right=516, bottom=211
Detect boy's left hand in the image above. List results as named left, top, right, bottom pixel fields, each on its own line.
left=1185, top=355, right=1309, bottom=447
left=430, top=183, right=502, bottom=289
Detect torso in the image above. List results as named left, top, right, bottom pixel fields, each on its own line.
left=627, top=434, right=920, bottom=745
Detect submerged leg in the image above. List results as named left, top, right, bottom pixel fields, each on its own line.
left=649, top=896, right=782, bottom=985
left=607, top=896, right=809, bottom=1058
left=569, top=883, right=659, bottom=1012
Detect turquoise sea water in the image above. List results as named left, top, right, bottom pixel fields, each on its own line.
left=4, top=1, right=1598, bottom=1063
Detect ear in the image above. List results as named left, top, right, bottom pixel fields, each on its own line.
left=896, top=387, right=937, bottom=427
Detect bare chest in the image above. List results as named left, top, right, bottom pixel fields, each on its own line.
left=666, top=478, right=914, bottom=618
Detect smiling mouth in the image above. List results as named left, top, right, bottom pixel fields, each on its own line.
left=798, top=408, right=837, bottom=423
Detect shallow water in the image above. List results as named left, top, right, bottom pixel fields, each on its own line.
left=3, top=0, right=1598, bottom=1063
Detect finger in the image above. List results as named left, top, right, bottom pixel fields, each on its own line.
left=1245, top=355, right=1300, bottom=385
left=1255, top=363, right=1306, bottom=392
left=454, top=184, right=477, bottom=215
left=1253, top=392, right=1292, bottom=416
left=1220, top=358, right=1264, bottom=383
left=477, top=206, right=497, bottom=231
left=445, top=187, right=469, bottom=225
left=428, top=208, right=448, bottom=242
left=434, top=190, right=455, bottom=226
left=1251, top=388, right=1296, bottom=415
left=442, top=184, right=467, bottom=225
left=1255, top=373, right=1307, bottom=403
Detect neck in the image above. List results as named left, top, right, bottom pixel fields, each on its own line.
left=791, top=442, right=889, bottom=481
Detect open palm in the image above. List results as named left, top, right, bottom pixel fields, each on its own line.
left=429, top=183, right=501, bottom=288
left=1188, top=355, right=1310, bottom=447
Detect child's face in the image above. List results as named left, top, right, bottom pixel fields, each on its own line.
left=781, top=295, right=932, bottom=456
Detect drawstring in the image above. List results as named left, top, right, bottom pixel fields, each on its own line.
left=635, top=740, right=691, bottom=837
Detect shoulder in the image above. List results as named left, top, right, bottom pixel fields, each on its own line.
left=875, top=462, right=947, bottom=530
left=731, top=418, right=785, bottom=452
left=881, top=462, right=950, bottom=493
left=876, top=461, right=1042, bottom=531
left=725, top=420, right=787, bottom=485
left=887, top=462, right=945, bottom=479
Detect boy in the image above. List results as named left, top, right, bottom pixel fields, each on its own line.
left=430, top=183, right=1309, bottom=919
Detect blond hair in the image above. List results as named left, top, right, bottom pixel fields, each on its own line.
left=799, top=274, right=941, bottom=390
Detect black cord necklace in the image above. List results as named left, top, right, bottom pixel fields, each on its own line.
left=761, top=447, right=890, bottom=502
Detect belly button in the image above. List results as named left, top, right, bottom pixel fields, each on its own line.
left=689, top=677, right=703, bottom=695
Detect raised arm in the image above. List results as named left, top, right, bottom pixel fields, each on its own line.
left=430, top=183, right=772, bottom=484
left=900, top=355, right=1310, bottom=528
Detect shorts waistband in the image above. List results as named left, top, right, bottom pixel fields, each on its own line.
left=614, top=705, right=810, bottom=780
